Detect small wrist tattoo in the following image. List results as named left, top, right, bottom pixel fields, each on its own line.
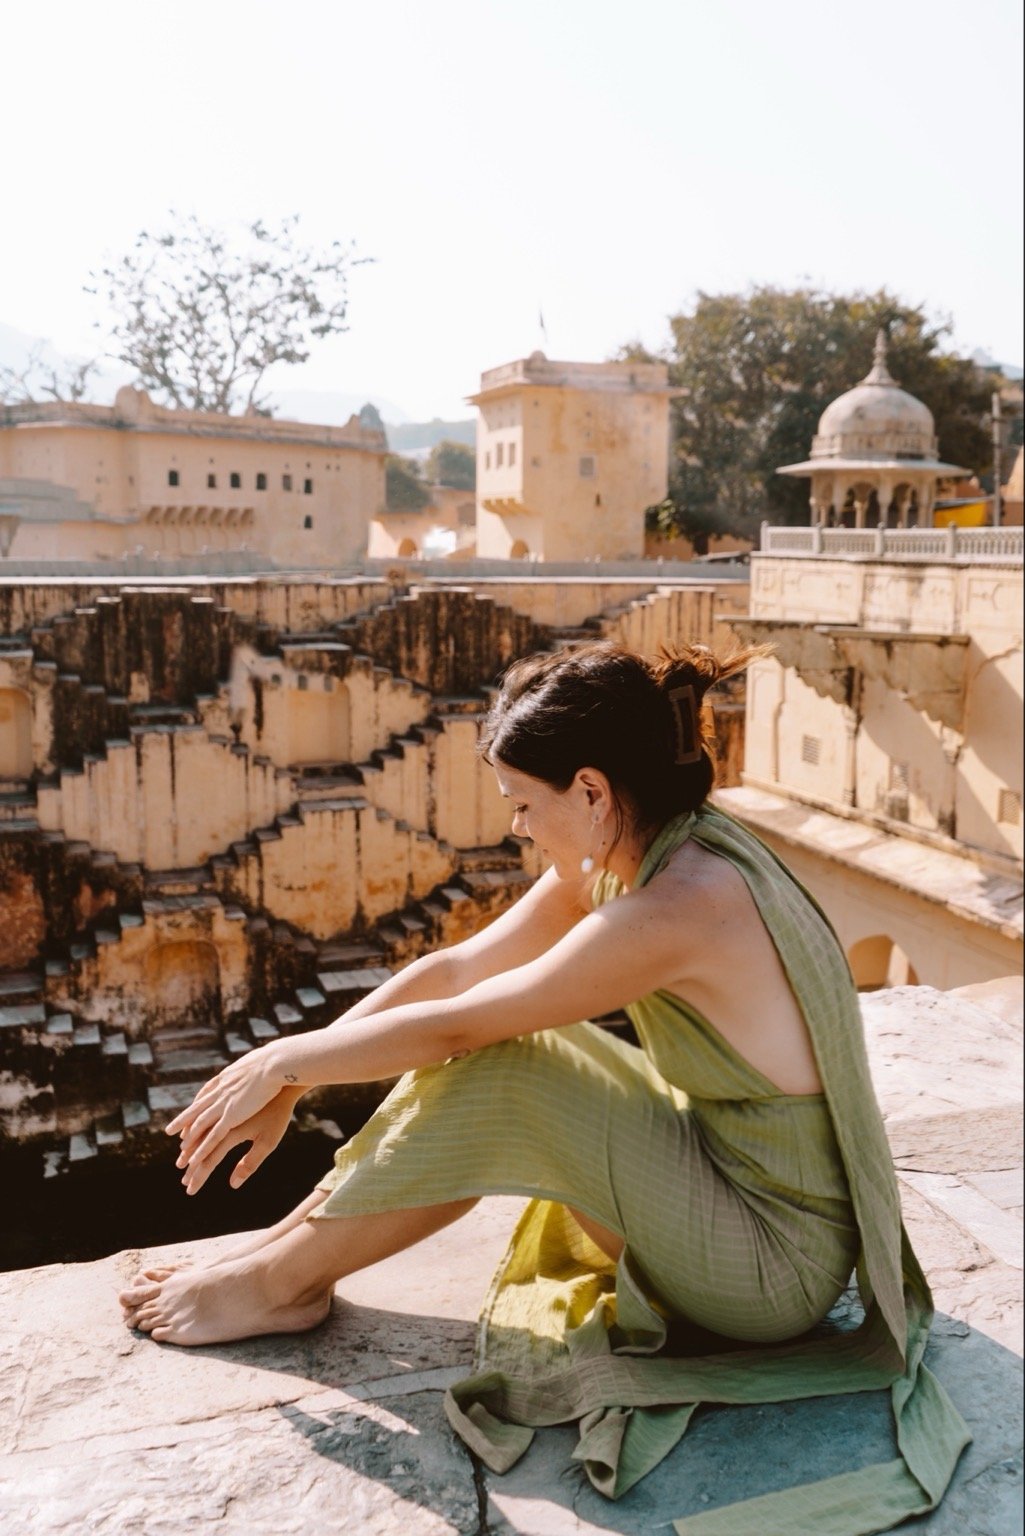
left=283, top=1072, right=299, bottom=1084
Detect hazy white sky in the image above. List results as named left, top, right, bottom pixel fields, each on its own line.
left=5, top=0, right=1022, bottom=420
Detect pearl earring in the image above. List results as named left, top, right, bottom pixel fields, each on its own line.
left=580, top=817, right=601, bottom=875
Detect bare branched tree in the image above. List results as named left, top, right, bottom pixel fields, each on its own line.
left=86, top=213, right=367, bottom=415
left=0, top=343, right=97, bottom=405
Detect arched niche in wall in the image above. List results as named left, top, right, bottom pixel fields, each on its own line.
left=143, top=939, right=222, bottom=1030
left=0, top=687, right=32, bottom=779
left=396, top=538, right=419, bottom=558
left=848, top=934, right=919, bottom=991
left=286, top=678, right=352, bottom=766
left=509, top=539, right=530, bottom=559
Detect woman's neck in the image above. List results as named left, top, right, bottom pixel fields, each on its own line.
left=604, top=822, right=659, bottom=888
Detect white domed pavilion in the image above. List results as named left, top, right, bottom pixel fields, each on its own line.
left=777, top=332, right=966, bottom=527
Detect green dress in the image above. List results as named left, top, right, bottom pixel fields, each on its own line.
left=313, top=806, right=970, bottom=1534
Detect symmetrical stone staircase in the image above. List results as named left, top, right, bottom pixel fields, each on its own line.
left=3, top=577, right=721, bottom=1178
left=0, top=833, right=533, bottom=1175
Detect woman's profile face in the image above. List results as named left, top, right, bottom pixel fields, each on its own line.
left=492, top=761, right=590, bottom=880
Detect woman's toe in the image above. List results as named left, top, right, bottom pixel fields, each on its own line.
left=118, top=1281, right=160, bottom=1306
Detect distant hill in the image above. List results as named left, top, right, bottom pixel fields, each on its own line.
left=270, top=387, right=411, bottom=426
left=386, top=418, right=476, bottom=452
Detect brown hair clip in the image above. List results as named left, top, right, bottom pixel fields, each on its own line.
left=669, top=684, right=703, bottom=766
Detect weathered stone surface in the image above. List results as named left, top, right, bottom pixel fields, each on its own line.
left=0, top=985, right=1021, bottom=1535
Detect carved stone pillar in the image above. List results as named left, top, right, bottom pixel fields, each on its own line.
left=842, top=700, right=859, bottom=807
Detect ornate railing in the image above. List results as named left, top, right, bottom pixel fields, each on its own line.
left=759, top=525, right=1024, bottom=562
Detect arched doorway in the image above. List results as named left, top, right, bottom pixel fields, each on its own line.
left=396, top=538, right=418, bottom=558
left=848, top=935, right=919, bottom=991
left=143, top=939, right=222, bottom=1032
left=0, top=687, right=32, bottom=779
left=509, top=539, right=530, bottom=559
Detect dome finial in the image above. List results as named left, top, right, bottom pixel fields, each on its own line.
left=862, top=328, right=896, bottom=387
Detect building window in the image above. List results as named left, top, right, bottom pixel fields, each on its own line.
left=168, top=469, right=179, bottom=487
left=303, top=478, right=313, bottom=494
left=303, top=514, right=313, bottom=529
left=230, top=472, right=242, bottom=489
left=496, top=443, right=504, bottom=468
left=800, top=735, right=821, bottom=766
left=579, top=455, right=596, bottom=478
left=282, top=474, right=293, bottom=491
left=508, top=442, right=517, bottom=467
left=485, top=452, right=491, bottom=470
left=998, top=789, right=1021, bottom=826
left=207, top=473, right=217, bottom=490
left=256, top=472, right=267, bottom=491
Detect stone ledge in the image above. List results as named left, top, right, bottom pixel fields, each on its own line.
left=0, top=982, right=1021, bottom=1534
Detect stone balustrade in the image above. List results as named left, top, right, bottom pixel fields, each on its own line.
left=759, top=524, right=1024, bottom=562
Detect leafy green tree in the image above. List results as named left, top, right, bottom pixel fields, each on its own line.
left=385, top=454, right=431, bottom=511
left=426, top=438, right=476, bottom=489
left=87, top=213, right=365, bottom=415
left=627, top=287, right=1004, bottom=542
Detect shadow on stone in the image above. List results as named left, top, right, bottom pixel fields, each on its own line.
left=207, top=1297, right=1021, bottom=1536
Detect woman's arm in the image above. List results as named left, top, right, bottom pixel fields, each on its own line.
left=339, top=861, right=589, bottom=1025
left=173, top=882, right=682, bottom=1185
left=167, top=862, right=591, bottom=1191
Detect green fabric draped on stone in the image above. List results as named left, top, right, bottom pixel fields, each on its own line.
left=442, top=808, right=971, bottom=1534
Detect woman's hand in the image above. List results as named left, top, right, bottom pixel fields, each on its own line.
left=174, top=1088, right=304, bottom=1195
left=166, top=1044, right=303, bottom=1193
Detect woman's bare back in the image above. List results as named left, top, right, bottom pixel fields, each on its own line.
left=652, top=839, right=824, bottom=1096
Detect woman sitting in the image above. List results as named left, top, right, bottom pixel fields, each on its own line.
left=119, top=640, right=967, bottom=1535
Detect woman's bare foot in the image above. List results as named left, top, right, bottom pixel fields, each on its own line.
left=118, top=1258, right=332, bottom=1346
left=136, top=1228, right=279, bottom=1283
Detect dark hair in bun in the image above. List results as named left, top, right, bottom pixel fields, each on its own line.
left=480, top=639, right=767, bottom=834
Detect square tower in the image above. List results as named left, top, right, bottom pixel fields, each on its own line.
left=468, top=354, right=678, bottom=561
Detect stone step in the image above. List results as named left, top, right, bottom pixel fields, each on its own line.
left=151, top=1025, right=219, bottom=1052
left=0, top=792, right=37, bottom=822
left=128, top=706, right=200, bottom=729
left=295, top=987, right=327, bottom=1012
left=316, top=941, right=387, bottom=967
left=122, top=1099, right=152, bottom=1130
left=273, top=1002, right=303, bottom=1028
left=0, top=1001, right=47, bottom=1030
left=0, top=971, right=44, bottom=1001
left=457, top=845, right=523, bottom=873
left=68, top=1132, right=98, bottom=1163
left=248, top=1017, right=281, bottom=1043
left=459, top=868, right=534, bottom=896
left=95, top=1112, right=124, bottom=1148
left=147, top=1080, right=208, bottom=1124
left=154, top=1047, right=230, bottom=1082
left=317, top=966, right=393, bottom=997
left=144, top=866, right=216, bottom=894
